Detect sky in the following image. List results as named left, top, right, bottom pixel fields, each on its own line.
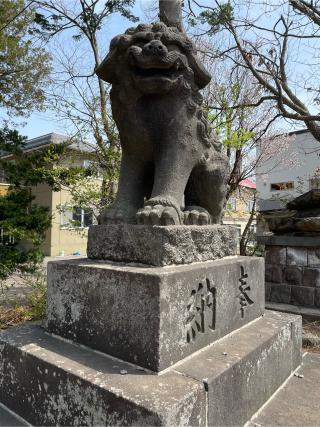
left=13, top=0, right=152, bottom=140
left=4, top=0, right=314, bottom=140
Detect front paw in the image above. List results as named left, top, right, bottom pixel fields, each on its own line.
left=136, top=204, right=181, bottom=225
left=183, top=206, right=212, bottom=225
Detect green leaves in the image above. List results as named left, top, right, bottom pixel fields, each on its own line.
left=208, top=81, right=255, bottom=150
left=0, top=0, right=51, bottom=116
left=189, top=3, right=233, bottom=33
left=0, top=188, right=50, bottom=280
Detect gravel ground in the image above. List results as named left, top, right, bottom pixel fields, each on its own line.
left=0, top=256, right=80, bottom=307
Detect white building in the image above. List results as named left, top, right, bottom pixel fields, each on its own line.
left=256, top=129, right=320, bottom=211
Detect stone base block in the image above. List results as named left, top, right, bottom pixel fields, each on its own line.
left=0, top=323, right=206, bottom=426
left=0, top=311, right=301, bottom=426
left=178, top=310, right=302, bottom=427
left=87, top=224, right=236, bottom=266
left=46, top=256, right=265, bottom=371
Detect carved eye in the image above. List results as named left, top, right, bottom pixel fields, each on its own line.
left=135, top=41, right=146, bottom=48
left=166, top=44, right=182, bottom=52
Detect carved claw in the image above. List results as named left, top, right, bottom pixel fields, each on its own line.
left=184, top=206, right=211, bottom=225
left=136, top=204, right=180, bottom=225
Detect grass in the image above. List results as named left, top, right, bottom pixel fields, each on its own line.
left=303, top=321, right=320, bottom=353
left=0, top=272, right=47, bottom=329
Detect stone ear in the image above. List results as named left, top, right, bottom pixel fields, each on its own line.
left=95, top=51, right=117, bottom=83
left=187, top=52, right=211, bottom=89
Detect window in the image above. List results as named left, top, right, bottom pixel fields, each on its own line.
left=82, top=159, right=102, bottom=177
left=60, top=205, right=96, bottom=228
left=0, top=168, right=7, bottom=184
left=0, top=228, right=14, bottom=245
left=246, top=200, right=254, bottom=212
left=83, top=159, right=93, bottom=169
left=270, top=182, right=294, bottom=191
left=228, top=198, right=237, bottom=211
left=309, top=177, right=320, bottom=190
left=235, top=224, right=242, bottom=239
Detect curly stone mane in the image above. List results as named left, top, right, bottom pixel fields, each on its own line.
left=98, top=22, right=221, bottom=153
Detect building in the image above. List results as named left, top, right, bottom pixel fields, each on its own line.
left=256, top=129, right=320, bottom=212
left=0, top=133, right=100, bottom=256
left=223, top=179, right=256, bottom=245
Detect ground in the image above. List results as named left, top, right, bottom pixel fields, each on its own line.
left=0, top=256, right=80, bottom=329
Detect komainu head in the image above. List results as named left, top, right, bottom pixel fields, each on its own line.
left=96, top=22, right=211, bottom=95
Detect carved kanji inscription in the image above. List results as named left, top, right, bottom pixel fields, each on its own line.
left=239, top=265, right=254, bottom=318
left=186, top=278, right=216, bottom=342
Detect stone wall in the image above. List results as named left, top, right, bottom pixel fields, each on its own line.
left=265, top=242, right=320, bottom=308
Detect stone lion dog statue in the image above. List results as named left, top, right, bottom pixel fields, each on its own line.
left=96, top=21, right=228, bottom=226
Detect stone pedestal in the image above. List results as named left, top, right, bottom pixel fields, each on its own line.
left=46, top=256, right=264, bottom=371
left=87, top=224, right=237, bottom=266
left=0, top=225, right=303, bottom=426
left=260, top=235, right=320, bottom=309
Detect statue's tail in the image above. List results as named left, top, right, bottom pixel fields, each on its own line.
left=159, top=0, right=184, bottom=31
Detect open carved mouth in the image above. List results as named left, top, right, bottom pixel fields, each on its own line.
left=133, top=64, right=180, bottom=79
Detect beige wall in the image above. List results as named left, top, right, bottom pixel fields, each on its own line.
left=50, top=188, right=88, bottom=257
left=223, top=188, right=256, bottom=248
left=0, top=184, right=9, bottom=195
left=31, top=183, right=90, bottom=257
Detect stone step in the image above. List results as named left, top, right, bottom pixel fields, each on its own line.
left=249, top=352, right=320, bottom=426
left=0, top=311, right=301, bottom=426
left=0, top=403, right=29, bottom=426
left=266, top=301, right=320, bottom=322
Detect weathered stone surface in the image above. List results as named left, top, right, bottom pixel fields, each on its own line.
left=291, top=286, right=314, bottom=307
left=295, top=217, right=320, bottom=232
left=46, top=256, right=264, bottom=371
left=308, top=248, right=320, bottom=266
left=261, top=191, right=320, bottom=234
left=315, top=289, right=320, bottom=308
left=258, top=235, right=320, bottom=247
left=265, top=282, right=271, bottom=300
left=0, top=403, right=28, bottom=426
left=177, top=311, right=302, bottom=427
left=287, top=247, right=308, bottom=266
left=265, top=264, right=273, bottom=282
left=87, top=224, right=236, bottom=266
left=265, top=246, right=286, bottom=265
left=287, top=189, right=320, bottom=210
left=250, top=353, right=320, bottom=427
left=302, top=267, right=320, bottom=287
left=95, top=18, right=228, bottom=226
left=269, top=284, right=291, bottom=304
left=265, top=264, right=283, bottom=283
left=0, top=323, right=206, bottom=426
left=265, top=301, right=320, bottom=322
left=284, top=266, right=302, bottom=286
left=0, top=312, right=301, bottom=427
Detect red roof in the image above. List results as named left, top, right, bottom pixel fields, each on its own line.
left=239, top=179, right=256, bottom=189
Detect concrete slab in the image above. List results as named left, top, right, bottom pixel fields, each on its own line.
left=176, top=311, right=302, bottom=427
left=0, top=403, right=29, bottom=426
left=46, top=256, right=265, bottom=371
left=266, top=302, right=320, bottom=322
left=258, top=235, right=320, bottom=247
left=0, top=323, right=206, bottom=426
left=250, top=352, right=320, bottom=426
left=87, top=224, right=236, bottom=266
